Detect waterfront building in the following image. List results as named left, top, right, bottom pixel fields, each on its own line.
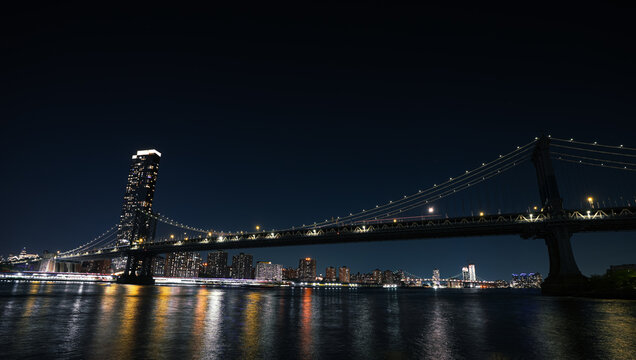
left=339, top=266, right=350, bottom=283
left=372, top=269, right=382, bottom=284
left=7, top=248, right=39, bottom=262
left=255, top=261, right=283, bottom=281
left=116, top=149, right=161, bottom=246
left=282, top=267, right=298, bottom=281
left=231, top=253, right=253, bottom=279
left=462, top=266, right=469, bottom=281
left=81, top=260, right=112, bottom=274
left=510, top=273, right=543, bottom=288
left=468, top=264, right=477, bottom=281
left=207, top=250, right=228, bottom=278
left=152, top=255, right=165, bottom=276
left=382, top=270, right=394, bottom=284
left=298, top=257, right=316, bottom=281
left=325, top=266, right=337, bottom=282
left=165, top=252, right=201, bottom=277
left=494, top=280, right=510, bottom=288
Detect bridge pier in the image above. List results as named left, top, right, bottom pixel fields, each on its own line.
left=541, top=227, right=588, bottom=295
left=116, top=252, right=155, bottom=285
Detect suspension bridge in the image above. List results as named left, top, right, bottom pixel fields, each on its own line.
left=13, top=135, right=636, bottom=295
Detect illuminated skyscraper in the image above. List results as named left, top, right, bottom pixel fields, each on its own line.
left=382, top=270, right=394, bottom=284
left=165, top=252, right=201, bottom=277
left=255, top=261, right=283, bottom=281
left=116, top=149, right=161, bottom=246
left=298, top=257, right=316, bottom=282
left=207, top=250, right=228, bottom=278
left=338, top=266, right=350, bottom=283
left=231, top=253, right=253, bottom=279
left=325, top=266, right=336, bottom=282
left=462, top=267, right=469, bottom=281
left=372, top=269, right=382, bottom=284
left=468, top=264, right=476, bottom=282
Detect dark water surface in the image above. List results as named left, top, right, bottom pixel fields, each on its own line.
left=1, top=282, right=635, bottom=359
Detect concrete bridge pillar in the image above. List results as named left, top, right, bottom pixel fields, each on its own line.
left=540, top=227, right=588, bottom=295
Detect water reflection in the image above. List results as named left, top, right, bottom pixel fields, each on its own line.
left=147, top=285, right=172, bottom=359
left=199, top=289, right=224, bottom=359
left=1, top=284, right=634, bottom=359
left=113, top=285, right=141, bottom=359
left=241, top=291, right=263, bottom=359
left=300, top=287, right=313, bottom=359
left=421, top=297, right=453, bottom=360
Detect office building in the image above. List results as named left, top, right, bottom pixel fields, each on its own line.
left=462, top=266, right=469, bottom=281
left=152, top=255, right=165, bottom=276
left=325, top=266, right=337, bottom=282
left=231, top=253, right=253, bottom=279
left=116, top=149, right=161, bottom=246
left=372, top=269, right=382, bottom=284
left=207, top=250, right=228, bottom=278
left=165, top=252, right=201, bottom=277
left=255, top=261, right=283, bottom=281
left=468, top=264, right=476, bottom=282
left=283, top=267, right=298, bottom=281
left=511, top=273, right=543, bottom=288
left=339, top=266, right=350, bottom=283
left=298, top=257, right=316, bottom=281
left=382, top=270, right=394, bottom=284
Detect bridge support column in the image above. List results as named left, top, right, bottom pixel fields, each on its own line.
left=117, top=252, right=155, bottom=285
left=541, top=227, right=588, bottom=295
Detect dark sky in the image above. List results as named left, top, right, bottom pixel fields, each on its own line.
left=1, top=3, right=635, bottom=280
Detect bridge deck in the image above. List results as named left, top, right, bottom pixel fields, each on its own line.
left=54, top=207, right=636, bottom=261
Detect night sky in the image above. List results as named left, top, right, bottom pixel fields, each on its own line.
left=2, top=3, right=635, bottom=280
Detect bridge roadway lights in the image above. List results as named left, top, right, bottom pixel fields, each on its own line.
left=116, top=252, right=155, bottom=285
left=540, top=227, right=589, bottom=296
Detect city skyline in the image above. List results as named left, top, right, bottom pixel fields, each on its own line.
left=2, top=141, right=635, bottom=281
left=2, top=3, right=635, bottom=359
left=2, top=4, right=635, bottom=281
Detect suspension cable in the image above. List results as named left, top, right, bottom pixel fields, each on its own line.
left=552, top=137, right=636, bottom=151
left=552, top=152, right=636, bottom=166
left=551, top=144, right=636, bottom=158
left=552, top=157, right=636, bottom=172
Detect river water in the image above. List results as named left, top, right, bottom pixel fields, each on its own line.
left=0, top=282, right=634, bottom=359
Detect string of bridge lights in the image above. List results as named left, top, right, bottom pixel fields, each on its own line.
left=65, top=136, right=636, bottom=249
left=281, top=139, right=538, bottom=230
left=142, top=210, right=211, bottom=235
left=552, top=152, right=636, bottom=167
left=549, top=137, right=636, bottom=172
left=367, top=157, right=532, bottom=220
left=138, top=139, right=537, bottom=235
left=553, top=157, right=636, bottom=172
left=63, top=231, right=118, bottom=255
left=59, top=224, right=118, bottom=255
left=552, top=137, right=636, bottom=152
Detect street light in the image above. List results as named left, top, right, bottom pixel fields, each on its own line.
left=479, top=212, right=484, bottom=217
left=428, top=207, right=434, bottom=213
left=587, top=196, right=594, bottom=209
left=256, top=225, right=260, bottom=231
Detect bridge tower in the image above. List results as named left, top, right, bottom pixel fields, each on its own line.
left=116, top=210, right=157, bottom=285
left=532, top=136, right=588, bottom=295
